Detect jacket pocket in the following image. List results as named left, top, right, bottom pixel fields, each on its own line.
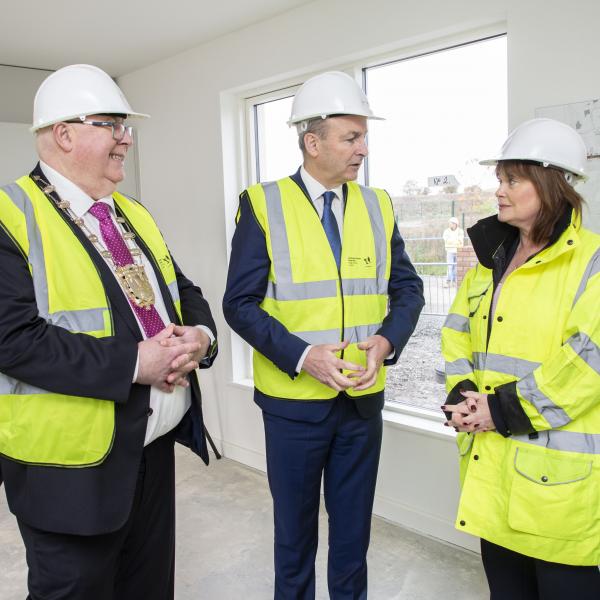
left=508, top=446, right=595, bottom=541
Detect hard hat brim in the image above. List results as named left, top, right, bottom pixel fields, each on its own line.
left=479, top=157, right=588, bottom=182
left=288, top=112, right=384, bottom=126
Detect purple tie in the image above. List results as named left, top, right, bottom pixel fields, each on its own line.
left=88, top=201, right=166, bottom=338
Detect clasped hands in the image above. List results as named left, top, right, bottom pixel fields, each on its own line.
left=136, top=324, right=211, bottom=393
left=442, top=391, right=496, bottom=433
left=302, top=335, right=392, bottom=392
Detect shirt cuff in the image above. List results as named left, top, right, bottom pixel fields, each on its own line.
left=133, top=353, right=139, bottom=383
left=195, top=324, right=214, bottom=344
left=296, top=345, right=312, bottom=374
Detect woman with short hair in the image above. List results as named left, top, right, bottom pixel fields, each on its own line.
left=441, top=118, right=600, bottom=599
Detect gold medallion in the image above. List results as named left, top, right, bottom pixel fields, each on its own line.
left=115, top=264, right=155, bottom=309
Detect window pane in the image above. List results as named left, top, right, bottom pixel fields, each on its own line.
left=365, top=36, right=507, bottom=411
left=255, top=96, right=301, bottom=181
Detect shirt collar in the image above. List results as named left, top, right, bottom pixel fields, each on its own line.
left=300, top=165, right=344, bottom=203
left=39, top=161, right=115, bottom=218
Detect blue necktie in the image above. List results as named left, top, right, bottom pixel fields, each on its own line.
left=321, top=191, right=341, bottom=269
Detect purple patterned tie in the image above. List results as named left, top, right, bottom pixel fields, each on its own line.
left=88, top=201, right=166, bottom=338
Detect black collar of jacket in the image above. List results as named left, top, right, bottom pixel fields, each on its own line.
left=467, top=205, right=573, bottom=271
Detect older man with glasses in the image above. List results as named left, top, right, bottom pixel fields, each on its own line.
left=0, top=64, right=218, bottom=600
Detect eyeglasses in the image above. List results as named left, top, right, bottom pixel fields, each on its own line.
left=65, top=119, right=133, bottom=142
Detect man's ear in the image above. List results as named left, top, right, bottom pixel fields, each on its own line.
left=303, top=132, right=320, bottom=159
left=52, top=122, right=74, bottom=152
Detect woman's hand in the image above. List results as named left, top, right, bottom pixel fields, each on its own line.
left=442, top=391, right=496, bottom=433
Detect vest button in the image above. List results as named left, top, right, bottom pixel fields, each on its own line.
left=541, top=475, right=548, bottom=482
left=485, top=385, right=491, bottom=391
left=497, top=316, right=503, bottom=322
left=459, top=520, right=466, bottom=526
left=146, top=408, right=154, bottom=416
left=567, top=240, right=574, bottom=245
left=483, top=315, right=487, bottom=320
left=473, top=455, right=479, bottom=460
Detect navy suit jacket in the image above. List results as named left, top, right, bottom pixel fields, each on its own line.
left=223, top=170, right=424, bottom=421
left=0, top=165, right=217, bottom=535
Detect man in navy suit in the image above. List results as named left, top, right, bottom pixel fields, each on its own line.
left=0, top=65, right=217, bottom=599
left=223, top=72, right=424, bottom=599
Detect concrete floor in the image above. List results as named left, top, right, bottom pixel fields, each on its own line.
left=0, top=448, right=488, bottom=599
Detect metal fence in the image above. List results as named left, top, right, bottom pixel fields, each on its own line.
left=412, top=262, right=457, bottom=316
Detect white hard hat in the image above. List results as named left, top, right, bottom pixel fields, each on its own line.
left=288, top=71, right=383, bottom=126
left=31, top=64, right=149, bottom=132
left=449, top=217, right=459, bottom=225
left=480, top=118, right=588, bottom=182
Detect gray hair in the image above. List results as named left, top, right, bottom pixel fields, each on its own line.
left=297, top=117, right=329, bottom=153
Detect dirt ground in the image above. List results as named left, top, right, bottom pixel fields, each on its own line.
left=385, top=314, right=447, bottom=412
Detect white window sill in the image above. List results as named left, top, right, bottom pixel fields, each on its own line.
left=383, top=401, right=455, bottom=441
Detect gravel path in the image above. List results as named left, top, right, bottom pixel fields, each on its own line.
left=385, top=314, right=447, bottom=412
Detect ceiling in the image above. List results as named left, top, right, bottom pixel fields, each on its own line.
left=0, top=0, right=314, bottom=76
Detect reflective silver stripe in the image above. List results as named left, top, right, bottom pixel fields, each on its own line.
left=265, top=279, right=337, bottom=300
left=0, top=373, right=49, bottom=396
left=294, top=324, right=380, bottom=346
left=263, top=181, right=292, bottom=285
left=445, top=359, right=474, bottom=376
left=444, top=313, right=470, bottom=333
left=517, top=373, right=570, bottom=428
left=342, top=278, right=387, bottom=296
left=513, top=430, right=600, bottom=455
left=474, top=352, right=540, bottom=378
left=168, top=280, right=180, bottom=304
left=572, top=248, right=600, bottom=307
left=49, top=308, right=106, bottom=333
left=344, top=323, right=380, bottom=343
left=568, top=332, right=600, bottom=375
left=359, top=185, right=388, bottom=290
left=294, top=329, right=340, bottom=346
left=2, top=182, right=50, bottom=318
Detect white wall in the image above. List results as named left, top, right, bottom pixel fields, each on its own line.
left=114, top=0, right=600, bottom=552
left=0, top=123, right=36, bottom=184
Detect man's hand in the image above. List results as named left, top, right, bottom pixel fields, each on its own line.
left=159, top=325, right=211, bottom=362
left=351, top=335, right=392, bottom=391
left=302, top=341, right=365, bottom=392
left=442, top=391, right=496, bottom=432
left=158, top=325, right=211, bottom=386
left=136, top=324, right=201, bottom=392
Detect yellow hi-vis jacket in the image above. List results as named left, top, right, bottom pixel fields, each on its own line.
left=245, top=177, right=395, bottom=400
left=442, top=212, right=600, bottom=566
left=0, top=176, right=181, bottom=467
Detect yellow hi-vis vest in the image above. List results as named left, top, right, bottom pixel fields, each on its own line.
left=0, top=175, right=182, bottom=467
left=442, top=213, right=600, bottom=565
left=246, top=177, right=395, bottom=400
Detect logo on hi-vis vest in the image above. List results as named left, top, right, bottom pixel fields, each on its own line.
left=158, top=254, right=172, bottom=267
left=347, top=256, right=372, bottom=267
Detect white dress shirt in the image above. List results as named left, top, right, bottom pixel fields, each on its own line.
left=40, top=161, right=193, bottom=446
left=295, top=167, right=345, bottom=373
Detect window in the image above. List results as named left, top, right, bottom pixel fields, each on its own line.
left=365, top=35, right=507, bottom=411
left=245, top=89, right=300, bottom=185
left=238, top=35, right=507, bottom=413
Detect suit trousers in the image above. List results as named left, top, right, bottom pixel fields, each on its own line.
left=17, top=431, right=176, bottom=600
left=481, top=538, right=600, bottom=600
left=263, top=395, right=383, bottom=600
